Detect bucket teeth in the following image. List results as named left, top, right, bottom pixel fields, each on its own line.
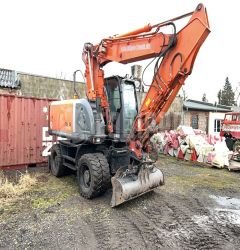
left=110, top=165, right=164, bottom=207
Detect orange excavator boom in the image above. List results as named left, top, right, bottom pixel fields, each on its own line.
left=82, top=3, right=210, bottom=155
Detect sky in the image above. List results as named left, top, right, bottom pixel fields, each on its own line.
left=1, top=0, right=240, bottom=104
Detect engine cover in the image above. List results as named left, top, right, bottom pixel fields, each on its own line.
left=49, top=99, right=105, bottom=141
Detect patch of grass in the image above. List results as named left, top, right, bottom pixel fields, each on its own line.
left=30, top=175, right=78, bottom=209
left=0, top=171, right=80, bottom=217
left=158, top=155, right=240, bottom=195
left=166, top=172, right=240, bottom=192
left=0, top=170, right=4, bottom=186
left=32, top=197, right=57, bottom=209
left=0, top=172, right=37, bottom=199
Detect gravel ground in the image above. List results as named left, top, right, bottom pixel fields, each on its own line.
left=0, top=155, right=240, bottom=250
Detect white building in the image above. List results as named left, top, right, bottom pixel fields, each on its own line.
left=183, top=100, right=232, bottom=136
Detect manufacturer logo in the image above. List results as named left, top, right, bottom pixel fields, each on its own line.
left=121, top=44, right=151, bottom=52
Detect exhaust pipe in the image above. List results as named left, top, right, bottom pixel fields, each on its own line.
left=110, top=165, right=164, bottom=207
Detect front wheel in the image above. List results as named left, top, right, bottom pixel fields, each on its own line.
left=77, top=153, right=110, bottom=199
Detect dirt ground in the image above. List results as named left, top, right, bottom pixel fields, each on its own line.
left=0, top=155, right=240, bottom=250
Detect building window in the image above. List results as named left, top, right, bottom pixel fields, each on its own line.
left=191, top=114, right=199, bottom=129
left=214, top=119, right=222, bottom=132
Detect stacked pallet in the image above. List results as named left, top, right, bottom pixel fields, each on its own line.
left=151, top=126, right=232, bottom=168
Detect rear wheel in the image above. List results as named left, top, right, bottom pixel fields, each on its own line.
left=50, top=144, right=67, bottom=177
left=77, top=153, right=111, bottom=199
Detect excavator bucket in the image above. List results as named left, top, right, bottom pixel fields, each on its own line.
left=110, top=165, right=164, bottom=207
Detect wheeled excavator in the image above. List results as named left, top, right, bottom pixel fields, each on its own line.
left=48, top=4, right=210, bottom=207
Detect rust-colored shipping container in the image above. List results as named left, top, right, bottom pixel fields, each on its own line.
left=0, top=94, right=55, bottom=169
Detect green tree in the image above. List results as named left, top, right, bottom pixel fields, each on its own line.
left=217, top=90, right=222, bottom=104
left=217, top=77, right=235, bottom=106
left=202, top=93, right=208, bottom=102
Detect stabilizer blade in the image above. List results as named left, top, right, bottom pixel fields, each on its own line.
left=110, top=166, right=164, bottom=207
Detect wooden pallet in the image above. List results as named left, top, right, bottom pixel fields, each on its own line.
left=228, top=160, right=240, bottom=171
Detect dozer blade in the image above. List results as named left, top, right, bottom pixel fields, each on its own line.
left=110, top=166, right=164, bottom=207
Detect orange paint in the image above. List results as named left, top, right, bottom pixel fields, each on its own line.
left=50, top=103, right=73, bottom=133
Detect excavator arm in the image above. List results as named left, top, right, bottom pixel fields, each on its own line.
left=130, top=3, right=210, bottom=157
left=83, top=3, right=210, bottom=158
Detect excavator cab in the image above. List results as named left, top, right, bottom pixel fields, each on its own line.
left=105, top=76, right=138, bottom=140
left=104, top=76, right=164, bottom=207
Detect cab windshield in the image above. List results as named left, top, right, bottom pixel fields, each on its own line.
left=122, top=81, right=138, bottom=132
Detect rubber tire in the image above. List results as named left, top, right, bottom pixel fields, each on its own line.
left=77, top=153, right=111, bottom=199
left=50, top=144, right=67, bottom=177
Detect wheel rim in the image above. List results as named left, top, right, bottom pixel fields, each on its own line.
left=81, top=165, right=91, bottom=188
